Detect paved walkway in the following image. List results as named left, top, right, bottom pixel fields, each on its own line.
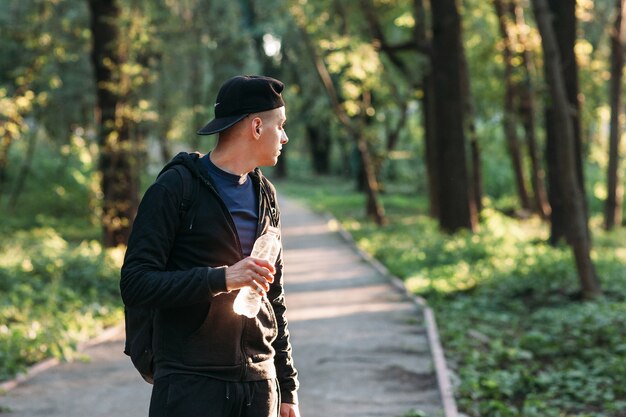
left=0, top=197, right=444, bottom=417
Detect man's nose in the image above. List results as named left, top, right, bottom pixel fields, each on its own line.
left=281, top=131, right=289, bottom=144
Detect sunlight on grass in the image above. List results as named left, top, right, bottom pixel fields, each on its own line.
left=0, top=227, right=123, bottom=381
left=280, top=175, right=626, bottom=417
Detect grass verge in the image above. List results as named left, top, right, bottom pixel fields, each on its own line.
left=0, top=228, right=123, bottom=382
left=276, top=174, right=626, bottom=417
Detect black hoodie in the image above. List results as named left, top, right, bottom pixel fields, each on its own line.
left=120, top=152, right=299, bottom=404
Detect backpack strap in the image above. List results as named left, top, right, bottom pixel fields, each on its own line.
left=170, top=164, right=197, bottom=229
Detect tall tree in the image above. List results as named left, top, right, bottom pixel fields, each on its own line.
left=293, top=5, right=387, bottom=225
left=416, top=0, right=439, bottom=219
left=494, top=0, right=531, bottom=212
left=89, top=0, right=137, bottom=247
left=460, top=41, right=484, bottom=216
left=359, top=0, right=441, bottom=218
left=544, top=0, right=586, bottom=244
left=511, top=0, right=551, bottom=219
left=281, top=31, right=334, bottom=175
left=431, top=0, right=477, bottom=232
left=0, top=1, right=86, bottom=200
left=605, top=0, right=626, bottom=230
left=532, top=0, right=601, bottom=298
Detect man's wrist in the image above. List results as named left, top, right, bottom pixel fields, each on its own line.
left=280, top=391, right=298, bottom=405
left=207, top=265, right=228, bottom=295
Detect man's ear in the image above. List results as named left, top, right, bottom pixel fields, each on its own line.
left=251, top=117, right=262, bottom=138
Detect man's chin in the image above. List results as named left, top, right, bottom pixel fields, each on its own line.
left=259, top=158, right=279, bottom=167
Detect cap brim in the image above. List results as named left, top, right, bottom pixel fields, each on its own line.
left=196, top=114, right=248, bottom=135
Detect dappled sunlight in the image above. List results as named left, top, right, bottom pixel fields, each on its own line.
left=281, top=222, right=332, bottom=238
left=287, top=284, right=401, bottom=306
left=287, top=300, right=413, bottom=322
left=0, top=226, right=124, bottom=379
left=405, top=267, right=478, bottom=295
left=284, top=262, right=370, bottom=285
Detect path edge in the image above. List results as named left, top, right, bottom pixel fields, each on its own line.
left=324, top=215, right=459, bottom=417
left=0, top=323, right=124, bottom=394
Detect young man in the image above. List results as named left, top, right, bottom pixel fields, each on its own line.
left=120, top=75, right=300, bottom=417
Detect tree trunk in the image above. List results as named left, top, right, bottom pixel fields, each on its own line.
left=423, top=74, right=439, bottom=218
left=532, top=0, right=601, bottom=298
left=605, top=0, right=626, bottom=230
left=89, top=0, right=136, bottom=247
left=494, top=0, right=531, bottom=212
left=544, top=0, right=585, bottom=244
left=156, top=63, right=172, bottom=164
left=307, top=125, right=331, bottom=175
left=415, top=0, right=438, bottom=219
left=356, top=134, right=386, bottom=223
left=359, top=0, right=434, bottom=215
left=275, top=146, right=288, bottom=179
left=431, top=0, right=477, bottom=232
left=7, top=129, right=37, bottom=210
left=385, top=100, right=408, bottom=154
left=0, top=132, right=13, bottom=195
left=296, top=16, right=386, bottom=225
left=189, top=66, right=203, bottom=152
left=469, top=129, right=483, bottom=216
left=511, top=0, right=551, bottom=219
left=459, top=39, right=483, bottom=216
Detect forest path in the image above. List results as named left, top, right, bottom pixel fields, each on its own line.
left=0, top=196, right=446, bottom=417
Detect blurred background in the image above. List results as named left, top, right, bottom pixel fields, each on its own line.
left=1, top=0, right=626, bottom=416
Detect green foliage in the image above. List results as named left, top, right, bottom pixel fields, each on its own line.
left=0, top=0, right=94, bottom=141
left=279, top=174, right=626, bottom=417
left=0, top=228, right=123, bottom=381
left=0, top=131, right=119, bottom=382
left=2, top=129, right=99, bottom=241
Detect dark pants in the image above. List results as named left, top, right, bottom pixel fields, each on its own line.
left=149, top=374, right=279, bottom=417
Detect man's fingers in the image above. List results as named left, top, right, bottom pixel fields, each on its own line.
left=251, top=279, right=266, bottom=295
left=249, top=264, right=273, bottom=291
left=248, top=259, right=275, bottom=286
left=250, top=257, right=276, bottom=274
left=225, top=257, right=276, bottom=292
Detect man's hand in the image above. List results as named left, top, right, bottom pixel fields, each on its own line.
left=225, top=257, right=275, bottom=294
left=280, top=403, right=301, bottom=417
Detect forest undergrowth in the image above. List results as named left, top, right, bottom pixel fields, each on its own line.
left=278, top=174, right=626, bottom=417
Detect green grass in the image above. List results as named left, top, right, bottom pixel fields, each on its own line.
left=0, top=136, right=122, bottom=382
left=0, top=229, right=123, bottom=381
left=276, top=173, right=626, bottom=417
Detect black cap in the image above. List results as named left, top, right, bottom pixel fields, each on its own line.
left=197, top=75, right=285, bottom=136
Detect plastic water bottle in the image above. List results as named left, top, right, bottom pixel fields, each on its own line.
left=233, top=226, right=281, bottom=318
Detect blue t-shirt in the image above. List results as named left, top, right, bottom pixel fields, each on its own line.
left=202, top=154, right=259, bottom=256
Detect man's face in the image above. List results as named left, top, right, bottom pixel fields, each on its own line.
left=257, top=106, right=288, bottom=167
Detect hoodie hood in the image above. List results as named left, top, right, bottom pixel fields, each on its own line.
left=159, top=151, right=264, bottom=186
left=158, top=151, right=205, bottom=179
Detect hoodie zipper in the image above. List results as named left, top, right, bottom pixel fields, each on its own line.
left=241, top=171, right=269, bottom=381
left=200, top=166, right=273, bottom=381
left=204, top=170, right=272, bottom=381
left=201, top=175, right=249, bottom=380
